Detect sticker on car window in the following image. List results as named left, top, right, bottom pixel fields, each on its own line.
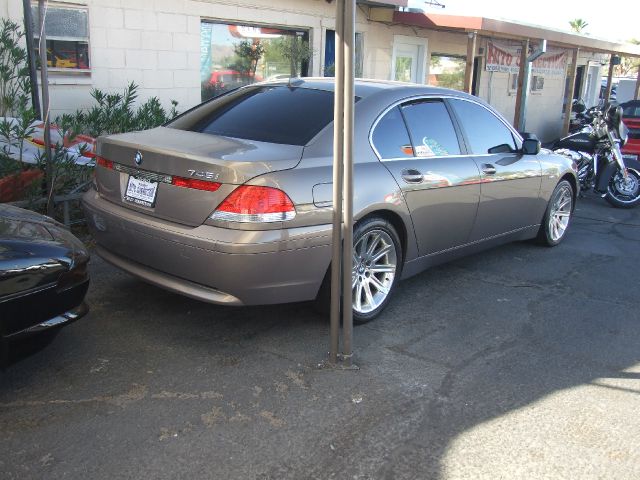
left=415, top=144, right=435, bottom=157
left=421, top=137, right=449, bottom=156
left=401, top=145, right=414, bottom=155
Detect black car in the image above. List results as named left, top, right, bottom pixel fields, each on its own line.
left=0, top=205, right=89, bottom=363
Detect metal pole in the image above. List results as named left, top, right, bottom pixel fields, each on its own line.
left=463, top=32, right=476, bottom=94
left=329, top=0, right=345, bottom=365
left=23, top=0, right=41, bottom=119
left=38, top=0, right=54, bottom=216
left=341, top=0, right=355, bottom=367
left=635, top=66, right=640, bottom=101
left=517, top=39, right=546, bottom=133
left=562, top=49, right=579, bottom=137
left=604, top=55, right=615, bottom=103
left=513, top=39, right=529, bottom=130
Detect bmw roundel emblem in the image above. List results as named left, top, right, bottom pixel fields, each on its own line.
left=134, top=150, right=143, bottom=165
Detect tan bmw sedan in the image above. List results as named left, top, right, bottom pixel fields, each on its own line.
left=83, top=78, right=578, bottom=322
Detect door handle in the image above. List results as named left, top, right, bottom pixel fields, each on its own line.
left=481, top=164, right=497, bottom=175
left=401, top=169, right=424, bottom=184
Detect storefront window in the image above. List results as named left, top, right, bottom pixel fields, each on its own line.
left=31, top=5, right=90, bottom=71
left=531, top=75, right=545, bottom=92
left=428, top=54, right=465, bottom=91
left=324, top=30, right=363, bottom=77
left=200, top=22, right=310, bottom=101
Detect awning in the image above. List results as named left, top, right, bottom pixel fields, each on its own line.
left=391, top=12, right=640, bottom=57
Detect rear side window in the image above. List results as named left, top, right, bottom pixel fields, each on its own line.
left=171, top=86, right=335, bottom=146
left=449, top=98, right=517, bottom=154
left=400, top=100, right=461, bottom=157
left=371, top=106, right=413, bottom=159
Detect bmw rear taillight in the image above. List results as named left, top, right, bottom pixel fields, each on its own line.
left=211, top=185, right=296, bottom=223
left=96, top=156, right=113, bottom=169
left=172, top=177, right=221, bottom=192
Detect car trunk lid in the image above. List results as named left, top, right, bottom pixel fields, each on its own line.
left=94, top=127, right=303, bottom=226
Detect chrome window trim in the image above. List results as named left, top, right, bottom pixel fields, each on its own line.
left=369, top=94, right=523, bottom=161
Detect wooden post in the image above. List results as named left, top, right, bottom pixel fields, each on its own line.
left=562, top=48, right=579, bottom=136
left=513, top=39, right=529, bottom=130
left=634, top=66, right=640, bottom=100
left=463, top=31, right=477, bottom=94
left=604, top=54, right=615, bottom=102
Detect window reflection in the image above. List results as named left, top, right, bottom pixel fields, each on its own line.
left=200, top=22, right=310, bottom=101
left=428, top=54, right=465, bottom=91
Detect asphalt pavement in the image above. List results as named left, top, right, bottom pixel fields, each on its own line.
left=1, top=193, right=640, bottom=479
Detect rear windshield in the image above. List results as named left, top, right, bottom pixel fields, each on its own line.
left=170, top=86, right=337, bottom=146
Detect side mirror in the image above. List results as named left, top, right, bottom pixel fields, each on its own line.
left=522, top=138, right=541, bottom=155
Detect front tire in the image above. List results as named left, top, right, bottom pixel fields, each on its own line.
left=537, top=180, right=574, bottom=246
left=605, top=167, right=640, bottom=208
left=314, top=217, right=403, bottom=324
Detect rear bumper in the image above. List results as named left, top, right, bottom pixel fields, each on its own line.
left=82, top=190, right=332, bottom=306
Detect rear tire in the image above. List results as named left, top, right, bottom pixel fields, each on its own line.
left=314, top=217, right=403, bottom=324
left=537, top=180, right=574, bottom=246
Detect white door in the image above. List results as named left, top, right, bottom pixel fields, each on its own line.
left=392, top=35, right=428, bottom=84
left=394, top=44, right=419, bottom=83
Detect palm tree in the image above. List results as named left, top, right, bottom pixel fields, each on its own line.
left=569, top=19, right=589, bottom=34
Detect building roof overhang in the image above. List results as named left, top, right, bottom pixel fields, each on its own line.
left=356, top=0, right=409, bottom=7
left=391, top=11, right=640, bottom=57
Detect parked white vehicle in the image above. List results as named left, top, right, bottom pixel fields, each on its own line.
left=0, top=117, right=96, bottom=166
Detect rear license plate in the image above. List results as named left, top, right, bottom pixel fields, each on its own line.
left=125, top=176, right=158, bottom=207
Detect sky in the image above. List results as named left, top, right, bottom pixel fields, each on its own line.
left=407, top=0, right=638, bottom=43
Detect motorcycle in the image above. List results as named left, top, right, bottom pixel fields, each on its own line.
left=553, top=103, right=640, bottom=208
left=569, top=99, right=598, bottom=133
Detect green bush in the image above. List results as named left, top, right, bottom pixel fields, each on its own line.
left=58, top=82, right=179, bottom=139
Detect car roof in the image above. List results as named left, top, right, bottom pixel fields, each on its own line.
left=256, top=77, right=478, bottom=101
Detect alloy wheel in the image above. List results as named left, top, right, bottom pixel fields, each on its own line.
left=548, top=184, right=572, bottom=242
left=351, top=229, right=397, bottom=314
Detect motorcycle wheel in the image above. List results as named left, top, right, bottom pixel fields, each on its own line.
left=605, top=167, right=640, bottom=208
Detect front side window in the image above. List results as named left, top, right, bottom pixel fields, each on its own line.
left=170, top=86, right=335, bottom=146
left=449, top=99, right=517, bottom=154
left=371, top=106, right=413, bottom=159
left=31, top=4, right=90, bottom=71
left=400, top=100, right=461, bottom=157
left=200, top=22, right=310, bottom=101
